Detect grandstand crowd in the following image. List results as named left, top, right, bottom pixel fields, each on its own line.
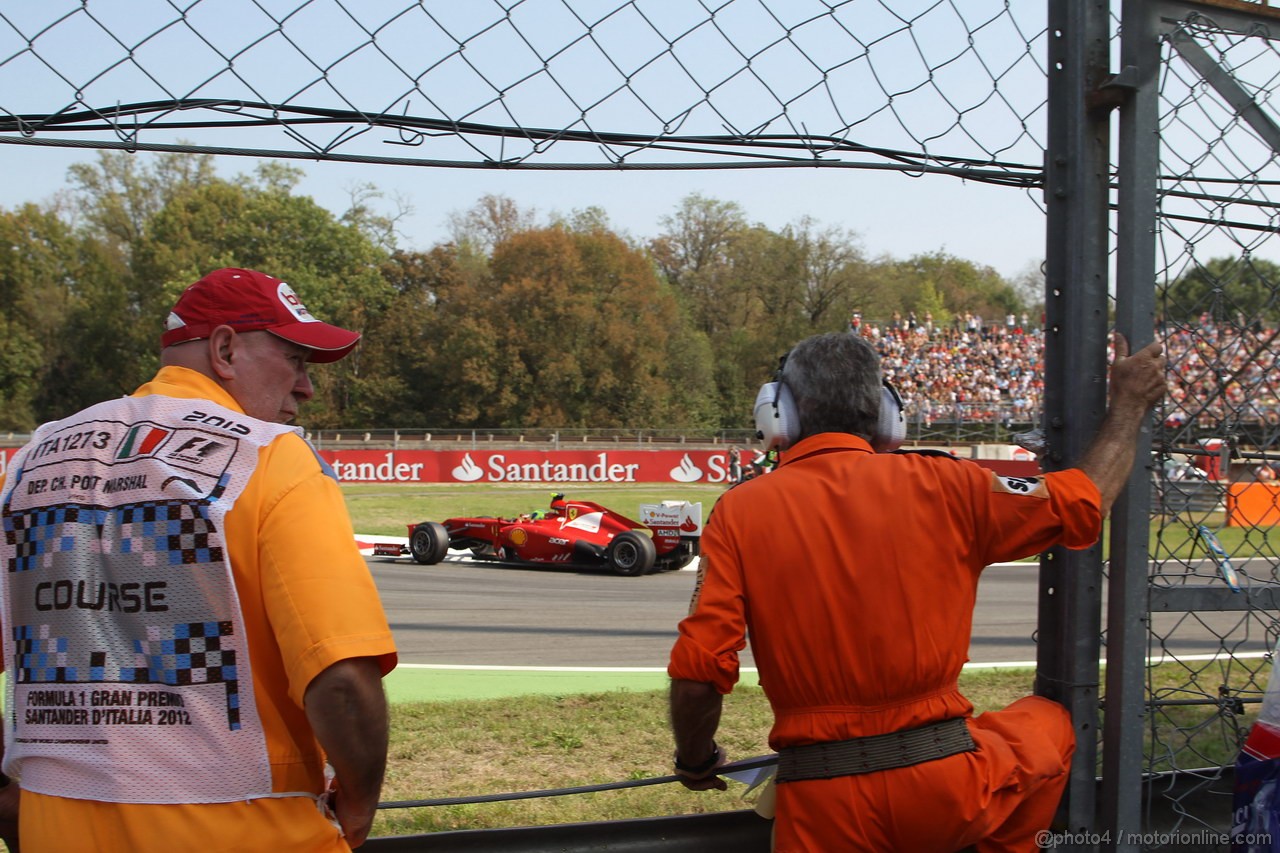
left=854, top=312, right=1280, bottom=428
left=857, top=311, right=1044, bottom=425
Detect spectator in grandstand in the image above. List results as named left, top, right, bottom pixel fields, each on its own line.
left=0, top=268, right=396, bottom=851
left=667, top=330, right=1165, bottom=851
left=850, top=309, right=1273, bottom=434
left=871, top=318, right=1050, bottom=426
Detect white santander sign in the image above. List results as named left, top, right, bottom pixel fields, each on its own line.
left=320, top=449, right=748, bottom=484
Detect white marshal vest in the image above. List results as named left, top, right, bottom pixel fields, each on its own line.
left=0, top=393, right=300, bottom=803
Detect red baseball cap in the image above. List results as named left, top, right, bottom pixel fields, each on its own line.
left=161, top=268, right=361, bottom=363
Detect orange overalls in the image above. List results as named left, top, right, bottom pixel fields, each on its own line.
left=669, top=433, right=1102, bottom=852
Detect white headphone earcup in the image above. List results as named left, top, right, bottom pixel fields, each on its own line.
left=754, top=381, right=800, bottom=451
left=873, top=383, right=906, bottom=453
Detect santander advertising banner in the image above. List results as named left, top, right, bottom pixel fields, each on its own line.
left=0, top=446, right=1036, bottom=485
left=320, top=449, right=743, bottom=484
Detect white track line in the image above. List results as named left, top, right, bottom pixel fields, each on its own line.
left=394, top=652, right=1269, bottom=673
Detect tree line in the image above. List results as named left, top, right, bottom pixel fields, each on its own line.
left=2, top=151, right=1252, bottom=434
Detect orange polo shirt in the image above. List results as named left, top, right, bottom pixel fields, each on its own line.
left=669, top=432, right=1100, bottom=852
left=12, top=367, right=397, bottom=852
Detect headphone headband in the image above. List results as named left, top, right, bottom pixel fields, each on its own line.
left=753, top=354, right=905, bottom=453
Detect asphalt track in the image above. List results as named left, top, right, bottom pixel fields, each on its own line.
left=363, top=545, right=1270, bottom=704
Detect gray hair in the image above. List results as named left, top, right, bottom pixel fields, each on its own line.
left=780, top=332, right=883, bottom=441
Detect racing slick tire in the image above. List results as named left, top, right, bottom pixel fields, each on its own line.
left=409, top=522, right=450, bottom=565
left=607, top=531, right=657, bottom=577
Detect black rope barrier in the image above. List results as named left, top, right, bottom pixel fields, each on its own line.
left=377, top=754, right=778, bottom=810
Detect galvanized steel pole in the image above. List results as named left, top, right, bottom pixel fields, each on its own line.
left=1039, top=0, right=1114, bottom=843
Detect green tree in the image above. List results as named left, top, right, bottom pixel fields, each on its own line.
left=913, top=278, right=951, bottom=329
left=353, top=248, right=478, bottom=425
left=1163, top=256, right=1280, bottom=324
left=367, top=228, right=716, bottom=430
left=489, top=226, right=708, bottom=428
left=341, top=182, right=413, bottom=252
left=786, top=217, right=867, bottom=328
left=551, top=205, right=615, bottom=236
left=650, top=193, right=750, bottom=337
left=67, top=150, right=217, bottom=259
left=882, top=251, right=1022, bottom=328
left=447, top=194, right=537, bottom=257
left=0, top=202, right=134, bottom=424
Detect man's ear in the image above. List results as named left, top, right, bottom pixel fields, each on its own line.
left=208, top=326, right=237, bottom=380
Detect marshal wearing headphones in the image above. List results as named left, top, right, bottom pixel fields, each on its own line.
left=752, top=341, right=906, bottom=453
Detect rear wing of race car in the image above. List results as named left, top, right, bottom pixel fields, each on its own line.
left=638, top=501, right=703, bottom=537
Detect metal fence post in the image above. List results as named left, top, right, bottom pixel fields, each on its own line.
left=1039, top=1, right=1114, bottom=843
left=1101, top=2, right=1162, bottom=846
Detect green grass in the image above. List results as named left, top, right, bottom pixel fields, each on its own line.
left=371, top=660, right=1259, bottom=835
left=372, top=668, right=1040, bottom=837
left=369, top=663, right=1260, bottom=838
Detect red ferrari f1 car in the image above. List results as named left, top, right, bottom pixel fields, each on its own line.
left=373, top=494, right=702, bottom=576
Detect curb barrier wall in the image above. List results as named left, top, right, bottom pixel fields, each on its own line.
left=363, top=810, right=773, bottom=852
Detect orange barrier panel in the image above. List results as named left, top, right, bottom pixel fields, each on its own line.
left=1227, top=482, right=1280, bottom=527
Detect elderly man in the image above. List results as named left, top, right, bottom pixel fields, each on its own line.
left=0, top=268, right=396, bottom=851
left=668, top=330, right=1165, bottom=852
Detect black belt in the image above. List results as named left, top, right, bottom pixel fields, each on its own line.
left=775, top=717, right=976, bottom=782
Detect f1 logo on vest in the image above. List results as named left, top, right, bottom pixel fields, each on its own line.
left=166, top=436, right=230, bottom=465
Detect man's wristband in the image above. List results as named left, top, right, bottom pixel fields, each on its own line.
left=674, top=742, right=721, bottom=776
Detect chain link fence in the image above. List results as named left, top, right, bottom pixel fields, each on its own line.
left=0, top=0, right=1049, bottom=180
left=1127, top=2, right=1280, bottom=842
left=7, top=0, right=1280, bottom=846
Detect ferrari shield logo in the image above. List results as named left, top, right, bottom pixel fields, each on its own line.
left=568, top=508, right=578, bottom=520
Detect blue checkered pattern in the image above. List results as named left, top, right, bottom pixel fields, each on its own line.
left=127, top=621, right=241, bottom=729
left=12, top=625, right=77, bottom=683
left=14, top=621, right=243, bottom=730
left=4, top=500, right=223, bottom=573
